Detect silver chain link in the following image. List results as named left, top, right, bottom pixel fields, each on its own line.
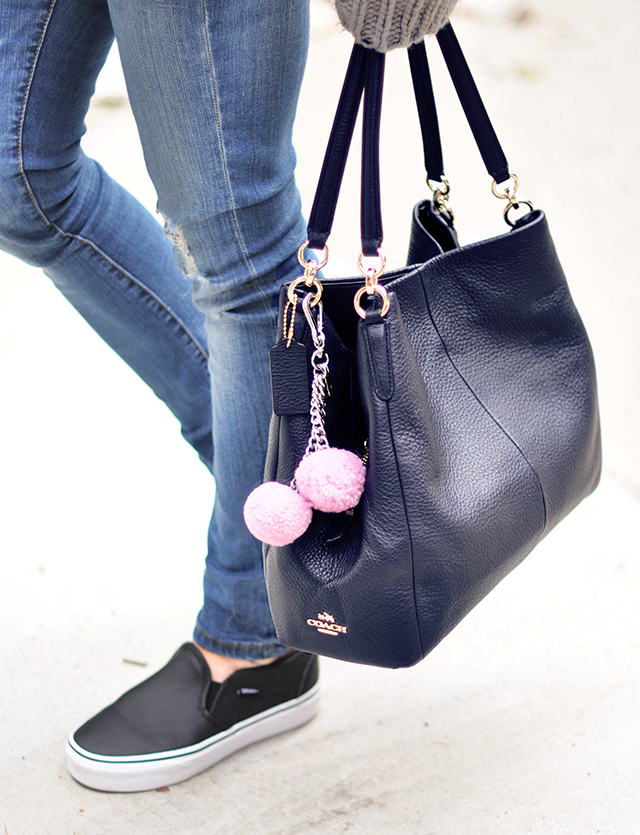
left=302, top=294, right=330, bottom=457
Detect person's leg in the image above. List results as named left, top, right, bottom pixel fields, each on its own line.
left=64, top=0, right=319, bottom=792
left=0, top=0, right=213, bottom=468
left=108, top=0, right=311, bottom=665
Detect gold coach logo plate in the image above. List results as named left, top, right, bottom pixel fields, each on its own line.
left=306, top=612, right=347, bottom=637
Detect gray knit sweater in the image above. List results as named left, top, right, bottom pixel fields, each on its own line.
left=327, top=0, right=460, bottom=52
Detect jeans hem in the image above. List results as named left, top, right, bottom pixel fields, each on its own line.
left=193, top=625, right=289, bottom=660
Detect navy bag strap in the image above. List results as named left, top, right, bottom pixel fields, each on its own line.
left=361, top=49, right=385, bottom=256
left=436, top=23, right=510, bottom=184
left=306, top=45, right=368, bottom=252
left=306, top=25, right=512, bottom=255
left=306, top=45, right=385, bottom=256
left=408, top=40, right=444, bottom=183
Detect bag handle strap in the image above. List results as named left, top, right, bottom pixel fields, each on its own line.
left=306, top=45, right=368, bottom=253
left=409, top=25, right=511, bottom=186
left=361, top=49, right=386, bottom=256
left=408, top=40, right=444, bottom=184
left=307, top=45, right=386, bottom=257
left=306, top=24, right=516, bottom=257
left=436, top=23, right=510, bottom=184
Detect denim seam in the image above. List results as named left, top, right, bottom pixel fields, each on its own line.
left=201, top=0, right=257, bottom=281
left=200, top=0, right=281, bottom=321
left=14, top=1, right=209, bottom=364
left=51, top=225, right=210, bottom=361
left=17, top=0, right=58, bottom=228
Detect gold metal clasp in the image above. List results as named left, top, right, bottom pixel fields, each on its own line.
left=298, top=240, right=329, bottom=274
left=428, top=177, right=455, bottom=222
left=287, top=241, right=328, bottom=307
left=354, top=250, right=390, bottom=319
left=491, top=173, right=534, bottom=227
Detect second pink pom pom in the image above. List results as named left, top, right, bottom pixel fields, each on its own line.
left=295, top=447, right=366, bottom=513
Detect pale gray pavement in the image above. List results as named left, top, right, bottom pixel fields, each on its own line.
left=1, top=1, right=639, bottom=833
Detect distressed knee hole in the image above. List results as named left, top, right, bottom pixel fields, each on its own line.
left=163, top=217, right=198, bottom=277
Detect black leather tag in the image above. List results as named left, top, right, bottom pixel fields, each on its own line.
left=269, top=339, right=310, bottom=415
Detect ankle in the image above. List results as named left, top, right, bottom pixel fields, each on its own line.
left=197, top=646, right=278, bottom=683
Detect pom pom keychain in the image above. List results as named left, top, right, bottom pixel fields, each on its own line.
left=244, top=291, right=366, bottom=546
left=243, top=481, right=313, bottom=547
left=295, top=446, right=366, bottom=513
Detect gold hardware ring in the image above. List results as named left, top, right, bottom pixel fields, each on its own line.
left=297, top=241, right=329, bottom=272
left=287, top=275, right=323, bottom=307
left=357, top=250, right=387, bottom=281
left=491, top=174, right=520, bottom=201
left=427, top=178, right=451, bottom=198
left=428, top=178, right=455, bottom=222
left=504, top=200, right=535, bottom=227
left=354, top=283, right=391, bottom=319
left=355, top=249, right=389, bottom=318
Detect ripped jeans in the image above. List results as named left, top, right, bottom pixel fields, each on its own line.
left=0, top=0, right=310, bottom=659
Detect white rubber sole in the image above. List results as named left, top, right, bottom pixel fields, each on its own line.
left=66, top=681, right=320, bottom=792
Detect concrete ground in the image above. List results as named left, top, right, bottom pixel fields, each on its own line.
left=1, top=1, right=639, bottom=833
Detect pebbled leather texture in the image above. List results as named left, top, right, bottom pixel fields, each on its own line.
left=270, top=338, right=311, bottom=415
left=266, top=31, right=600, bottom=669
left=263, top=209, right=601, bottom=669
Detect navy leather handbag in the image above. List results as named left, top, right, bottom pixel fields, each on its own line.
left=262, top=27, right=601, bottom=668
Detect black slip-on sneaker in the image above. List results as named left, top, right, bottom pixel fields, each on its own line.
left=66, top=643, right=319, bottom=792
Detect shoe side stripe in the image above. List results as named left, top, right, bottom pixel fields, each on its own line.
left=68, top=681, right=320, bottom=765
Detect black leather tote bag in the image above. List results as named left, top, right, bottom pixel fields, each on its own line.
left=260, top=27, right=601, bottom=669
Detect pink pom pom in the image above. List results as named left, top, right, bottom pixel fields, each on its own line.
left=243, top=482, right=313, bottom=546
left=295, top=447, right=366, bottom=513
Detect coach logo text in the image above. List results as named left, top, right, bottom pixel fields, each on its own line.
left=306, top=611, right=347, bottom=637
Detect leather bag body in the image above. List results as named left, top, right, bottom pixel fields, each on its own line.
left=262, top=32, right=601, bottom=669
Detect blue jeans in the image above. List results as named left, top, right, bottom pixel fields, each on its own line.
left=0, top=0, right=310, bottom=659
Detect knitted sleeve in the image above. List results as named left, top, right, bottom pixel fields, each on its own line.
left=327, top=0, right=460, bottom=52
